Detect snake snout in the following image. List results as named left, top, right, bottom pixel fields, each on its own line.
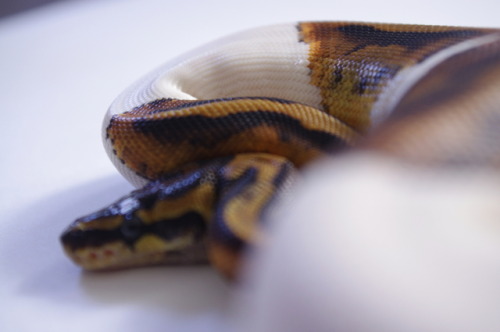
left=60, top=185, right=212, bottom=271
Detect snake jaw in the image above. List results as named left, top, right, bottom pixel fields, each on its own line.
left=61, top=233, right=209, bottom=271
left=60, top=220, right=209, bottom=271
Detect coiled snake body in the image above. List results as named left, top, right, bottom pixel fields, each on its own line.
left=61, top=22, right=500, bottom=279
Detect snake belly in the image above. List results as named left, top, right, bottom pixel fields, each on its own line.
left=60, top=22, right=500, bottom=279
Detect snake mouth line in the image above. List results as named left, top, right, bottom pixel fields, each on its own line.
left=63, top=240, right=209, bottom=271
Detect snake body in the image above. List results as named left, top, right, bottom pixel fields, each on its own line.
left=61, top=22, right=500, bottom=279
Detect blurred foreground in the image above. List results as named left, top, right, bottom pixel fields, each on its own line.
left=232, top=153, right=500, bottom=332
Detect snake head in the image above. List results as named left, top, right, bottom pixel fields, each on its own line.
left=60, top=181, right=210, bottom=271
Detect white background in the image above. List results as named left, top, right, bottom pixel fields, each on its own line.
left=1, top=0, right=499, bottom=331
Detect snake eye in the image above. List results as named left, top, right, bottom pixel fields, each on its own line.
left=121, top=215, right=144, bottom=242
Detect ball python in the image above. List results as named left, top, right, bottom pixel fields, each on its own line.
left=60, top=22, right=500, bottom=279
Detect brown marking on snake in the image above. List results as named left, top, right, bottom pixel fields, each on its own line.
left=298, top=22, right=496, bottom=132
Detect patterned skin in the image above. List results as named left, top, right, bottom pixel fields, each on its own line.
left=60, top=22, right=500, bottom=279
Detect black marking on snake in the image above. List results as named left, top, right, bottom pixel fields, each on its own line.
left=134, top=170, right=147, bottom=180
left=212, top=167, right=258, bottom=250
left=61, top=211, right=207, bottom=251
left=355, top=65, right=400, bottom=95
left=151, top=211, right=207, bottom=243
left=272, top=162, right=293, bottom=188
left=330, top=62, right=401, bottom=96
left=132, top=185, right=161, bottom=210
left=133, top=109, right=346, bottom=150
left=258, top=162, right=294, bottom=227
left=337, top=24, right=485, bottom=59
left=69, top=202, right=121, bottom=224
left=137, top=162, right=149, bottom=177
left=105, top=122, right=114, bottom=140
left=121, top=213, right=144, bottom=245
left=356, top=76, right=370, bottom=95
left=61, top=228, right=122, bottom=251
left=332, top=67, right=343, bottom=87
left=296, top=23, right=306, bottom=43
left=132, top=169, right=206, bottom=204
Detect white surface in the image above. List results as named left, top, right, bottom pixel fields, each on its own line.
left=234, top=155, right=500, bottom=332
left=1, top=0, right=499, bottom=331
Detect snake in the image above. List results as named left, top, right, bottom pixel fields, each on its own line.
left=60, top=22, right=500, bottom=279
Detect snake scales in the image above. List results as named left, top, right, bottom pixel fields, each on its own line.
left=61, top=22, right=500, bottom=279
